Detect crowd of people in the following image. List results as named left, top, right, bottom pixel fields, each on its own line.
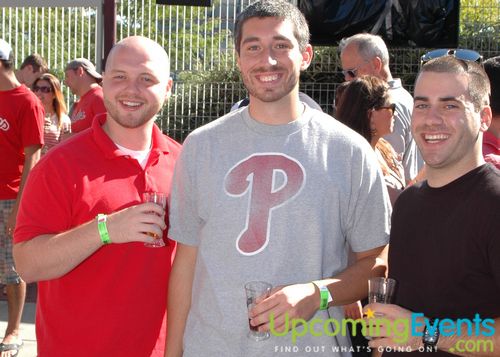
left=0, top=0, right=499, bottom=356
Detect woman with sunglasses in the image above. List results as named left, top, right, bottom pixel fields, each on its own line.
left=333, top=76, right=405, bottom=333
left=32, top=73, right=71, bottom=154
left=336, top=76, right=405, bottom=205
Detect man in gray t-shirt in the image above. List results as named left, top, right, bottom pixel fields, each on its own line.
left=166, top=2, right=391, bottom=356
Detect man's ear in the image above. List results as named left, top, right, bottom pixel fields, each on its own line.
left=26, top=64, right=35, bottom=74
left=165, top=77, right=173, bottom=100
left=372, top=56, right=383, bottom=73
left=236, top=51, right=241, bottom=71
left=300, top=44, right=313, bottom=71
left=479, top=106, right=492, bottom=132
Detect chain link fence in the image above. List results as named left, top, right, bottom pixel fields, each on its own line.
left=160, top=0, right=500, bottom=142
left=1, top=0, right=499, bottom=142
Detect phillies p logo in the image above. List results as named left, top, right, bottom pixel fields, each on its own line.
left=224, top=153, right=305, bottom=255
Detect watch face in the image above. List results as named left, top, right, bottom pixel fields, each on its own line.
left=425, top=335, right=438, bottom=343
left=424, top=322, right=439, bottom=346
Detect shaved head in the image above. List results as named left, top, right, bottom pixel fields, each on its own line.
left=105, top=36, right=170, bottom=80
left=102, top=35, right=173, bottom=130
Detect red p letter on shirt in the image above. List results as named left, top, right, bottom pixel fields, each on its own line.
left=225, top=154, right=305, bottom=255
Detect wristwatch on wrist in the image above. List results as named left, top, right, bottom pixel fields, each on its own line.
left=312, top=281, right=333, bottom=310
left=423, top=318, right=440, bottom=349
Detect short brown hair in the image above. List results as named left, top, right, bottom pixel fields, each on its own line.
left=419, top=56, right=490, bottom=112
left=20, top=54, right=48, bottom=74
left=234, top=0, right=310, bottom=54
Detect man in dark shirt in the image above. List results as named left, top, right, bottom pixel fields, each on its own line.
left=364, top=56, right=500, bottom=356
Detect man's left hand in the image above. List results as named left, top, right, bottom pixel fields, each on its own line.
left=249, top=283, right=319, bottom=333
left=363, top=303, right=423, bottom=351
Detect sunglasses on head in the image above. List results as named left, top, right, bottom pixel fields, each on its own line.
left=33, top=85, right=53, bottom=93
left=342, top=68, right=359, bottom=79
left=373, top=103, right=396, bottom=114
left=420, top=49, right=483, bottom=65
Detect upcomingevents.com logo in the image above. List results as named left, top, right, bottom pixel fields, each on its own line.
left=268, top=312, right=495, bottom=354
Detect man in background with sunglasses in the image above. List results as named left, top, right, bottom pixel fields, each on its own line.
left=64, top=58, right=106, bottom=134
left=339, top=33, right=423, bottom=184
left=483, top=56, right=500, bottom=169
left=364, top=56, right=500, bottom=356
left=0, top=39, right=44, bottom=357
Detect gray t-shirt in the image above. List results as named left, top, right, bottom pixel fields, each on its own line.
left=169, top=106, right=391, bottom=356
left=384, top=78, right=423, bottom=181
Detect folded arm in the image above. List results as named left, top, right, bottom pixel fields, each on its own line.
left=14, top=202, right=166, bottom=282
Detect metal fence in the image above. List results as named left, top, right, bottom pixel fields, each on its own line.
left=1, top=0, right=499, bottom=142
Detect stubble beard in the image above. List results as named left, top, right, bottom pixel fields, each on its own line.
left=104, top=97, right=157, bottom=129
left=243, top=68, right=298, bottom=103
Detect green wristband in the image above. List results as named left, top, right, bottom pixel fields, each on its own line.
left=318, top=288, right=329, bottom=310
left=97, top=214, right=111, bottom=245
left=312, top=281, right=332, bottom=310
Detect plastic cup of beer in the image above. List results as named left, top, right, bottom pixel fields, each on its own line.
left=143, top=192, right=167, bottom=248
left=244, top=281, right=272, bottom=341
left=368, top=277, right=396, bottom=304
left=365, top=277, right=397, bottom=340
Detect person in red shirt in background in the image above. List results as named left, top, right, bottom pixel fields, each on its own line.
left=64, top=58, right=106, bottom=134
left=15, top=53, right=48, bottom=89
left=13, top=36, right=181, bottom=357
left=0, top=39, right=44, bottom=357
left=483, top=56, right=500, bottom=169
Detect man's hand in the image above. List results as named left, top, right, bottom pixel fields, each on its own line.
left=363, top=303, right=423, bottom=351
left=344, top=301, right=363, bottom=320
left=249, top=283, right=319, bottom=333
left=14, top=201, right=168, bottom=283
left=105, top=202, right=167, bottom=244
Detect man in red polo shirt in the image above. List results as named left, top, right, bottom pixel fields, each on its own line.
left=13, top=36, right=181, bottom=357
left=64, top=57, right=106, bottom=133
left=0, top=38, right=44, bottom=357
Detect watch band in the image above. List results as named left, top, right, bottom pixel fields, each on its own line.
left=312, top=281, right=333, bottom=310
left=423, top=318, right=440, bottom=349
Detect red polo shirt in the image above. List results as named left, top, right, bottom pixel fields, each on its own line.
left=0, top=85, right=44, bottom=199
left=15, top=114, right=181, bottom=356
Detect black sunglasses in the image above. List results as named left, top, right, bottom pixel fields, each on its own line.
left=373, top=103, right=396, bottom=114
left=421, top=49, right=483, bottom=65
left=342, top=68, right=358, bottom=79
left=33, top=85, right=53, bottom=93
